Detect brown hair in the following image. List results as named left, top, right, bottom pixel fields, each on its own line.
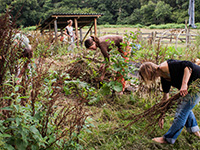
left=67, top=19, right=73, bottom=25
left=139, top=62, right=157, bottom=83
left=84, top=35, right=100, bottom=48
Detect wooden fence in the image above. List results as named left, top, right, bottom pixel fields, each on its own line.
left=53, top=26, right=199, bottom=48
left=82, top=27, right=199, bottom=49
left=96, top=29, right=198, bottom=45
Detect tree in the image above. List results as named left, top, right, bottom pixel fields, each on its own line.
left=125, top=8, right=142, bottom=25
left=0, top=0, right=12, bottom=13
left=0, top=0, right=200, bottom=27
left=2, top=0, right=46, bottom=27
left=140, top=1, right=156, bottom=25
left=153, top=1, right=172, bottom=24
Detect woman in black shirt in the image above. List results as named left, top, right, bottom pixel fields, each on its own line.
left=139, top=59, right=200, bottom=144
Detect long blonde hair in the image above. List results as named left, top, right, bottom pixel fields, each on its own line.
left=139, top=62, right=158, bottom=84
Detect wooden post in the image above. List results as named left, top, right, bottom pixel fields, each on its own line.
left=49, top=24, right=51, bottom=37
left=74, top=18, right=79, bottom=47
left=49, top=24, right=51, bottom=32
left=154, top=31, right=157, bottom=43
left=49, top=24, right=53, bottom=42
left=82, top=23, right=94, bottom=43
left=80, top=28, right=83, bottom=47
left=54, top=19, right=58, bottom=41
left=185, top=19, right=190, bottom=47
left=94, top=18, right=97, bottom=36
left=61, top=29, right=63, bottom=36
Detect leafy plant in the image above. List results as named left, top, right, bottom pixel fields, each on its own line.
left=0, top=11, right=91, bottom=150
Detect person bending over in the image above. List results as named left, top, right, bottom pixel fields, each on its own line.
left=84, top=35, right=131, bottom=94
left=139, top=59, right=200, bottom=144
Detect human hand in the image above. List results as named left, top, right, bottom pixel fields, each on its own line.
left=180, top=84, right=188, bottom=97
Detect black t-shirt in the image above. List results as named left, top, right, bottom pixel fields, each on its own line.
left=161, top=59, right=200, bottom=93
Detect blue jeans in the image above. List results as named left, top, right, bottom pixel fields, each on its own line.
left=163, top=93, right=200, bottom=144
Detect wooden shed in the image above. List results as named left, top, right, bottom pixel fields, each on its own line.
left=38, top=13, right=103, bottom=46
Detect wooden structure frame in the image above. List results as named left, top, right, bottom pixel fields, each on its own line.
left=38, top=13, right=103, bottom=46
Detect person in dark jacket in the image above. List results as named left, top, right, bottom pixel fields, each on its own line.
left=139, top=59, right=200, bottom=144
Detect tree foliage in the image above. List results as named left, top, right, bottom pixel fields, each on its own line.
left=0, top=0, right=200, bottom=27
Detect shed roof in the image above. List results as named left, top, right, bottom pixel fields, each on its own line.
left=38, top=13, right=103, bottom=31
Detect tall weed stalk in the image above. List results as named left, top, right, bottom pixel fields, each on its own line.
left=0, top=10, right=89, bottom=150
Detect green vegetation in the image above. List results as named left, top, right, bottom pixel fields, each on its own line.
left=1, top=0, right=200, bottom=27
left=1, top=11, right=200, bottom=150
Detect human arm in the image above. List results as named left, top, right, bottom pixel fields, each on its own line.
left=180, top=67, right=192, bottom=97
left=99, top=45, right=110, bottom=81
left=99, top=63, right=108, bottom=81
left=99, top=58, right=109, bottom=81
left=64, top=28, right=70, bottom=37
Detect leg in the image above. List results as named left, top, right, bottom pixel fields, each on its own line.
left=163, top=94, right=200, bottom=144
left=152, top=137, right=167, bottom=144
left=185, top=102, right=200, bottom=138
left=185, top=110, right=200, bottom=133
left=194, top=131, right=200, bottom=137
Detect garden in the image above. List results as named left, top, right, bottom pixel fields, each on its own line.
left=0, top=11, right=200, bottom=150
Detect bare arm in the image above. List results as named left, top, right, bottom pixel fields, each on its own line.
left=99, top=44, right=110, bottom=61
left=99, top=45, right=110, bottom=81
left=180, top=67, right=192, bottom=97
left=64, top=28, right=70, bottom=37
